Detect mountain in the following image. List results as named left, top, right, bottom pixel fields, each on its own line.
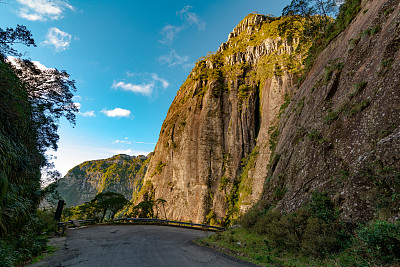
left=137, top=0, right=400, bottom=225
left=56, top=154, right=150, bottom=207
left=137, top=14, right=309, bottom=224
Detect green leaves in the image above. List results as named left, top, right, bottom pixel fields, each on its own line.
left=356, top=220, right=400, bottom=263
left=0, top=25, right=36, bottom=57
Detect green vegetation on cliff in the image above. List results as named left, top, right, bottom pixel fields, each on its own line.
left=178, top=14, right=310, bottom=108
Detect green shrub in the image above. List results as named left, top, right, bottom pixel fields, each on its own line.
left=361, top=28, right=372, bottom=37
left=348, top=36, right=360, bottom=51
left=349, top=81, right=367, bottom=99
left=246, top=192, right=349, bottom=257
left=36, top=209, right=57, bottom=233
left=218, top=176, right=229, bottom=191
left=278, top=94, right=291, bottom=118
left=301, top=217, right=340, bottom=256
left=371, top=25, right=381, bottom=35
left=356, top=220, right=400, bottom=263
left=0, top=216, right=48, bottom=267
left=303, top=0, right=361, bottom=73
left=308, top=192, right=338, bottom=223
left=268, top=126, right=279, bottom=153
left=238, top=84, right=252, bottom=112
left=381, top=59, right=393, bottom=68
left=239, top=201, right=272, bottom=229
left=307, top=129, right=323, bottom=142
left=155, top=161, right=166, bottom=175
left=384, top=7, right=395, bottom=16
left=349, top=100, right=370, bottom=116
left=323, top=60, right=344, bottom=83
left=324, top=109, right=340, bottom=123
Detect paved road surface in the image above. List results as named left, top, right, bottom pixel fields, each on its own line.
left=31, top=224, right=257, bottom=267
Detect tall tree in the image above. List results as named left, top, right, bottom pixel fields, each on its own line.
left=92, top=192, right=128, bottom=222
left=0, top=25, right=36, bottom=57
left=9, top=58, right=78, bottom=153
left=280, top=0, right=339, bottom=43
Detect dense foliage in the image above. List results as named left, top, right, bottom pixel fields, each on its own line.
left=0, top=23, right=77, bottom=266
left=62, top=192, right=128, bottom=222
left=201, top=193, right=400, bottom=266
left=62, top=191, right=167, bottom=222
left=0, top=25, right=35, bottom=56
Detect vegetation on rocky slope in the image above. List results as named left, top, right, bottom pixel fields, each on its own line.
left=201, top=0, right=400, bottom=264
left=140, top=9, right=312, bottom=225
left=200, top=194, right=400, bottom=266
left=55, top=154, right=150, bottom=207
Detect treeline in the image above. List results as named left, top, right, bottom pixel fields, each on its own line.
left=62, top=191, right=168, bottom=222
left=0, top=25, right=77, bottom=266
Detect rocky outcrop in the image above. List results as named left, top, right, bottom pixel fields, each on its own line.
left=138, top=14, right=304, bottom=224
left=260, top=0, right=400, bottom=222
left=56, top=154, right=150, bottom=207
left=139, top=0, right=399, bottom=225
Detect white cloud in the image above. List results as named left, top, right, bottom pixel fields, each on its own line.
left=72, top=95, right=82, bottom=101
left=74, top=102, right=81, bottom=110
left=112, top=149, right=151, bottom=156
left=113, top=139, right=156, bottom=145
left=178, top=5, right=206, bottom=30
left=159, top=49, right=189, bottom=67
left=16, top=0, right=74, bottom=21
left=80, top=111, right=95, bottom=117
left=160, top=25, right=184, bottom=45
left=112, top=81, right=154, bottom=96
left=102, top=108, right=131, bottom=118
left=160, top=6, right=205, bottom=45
left=43, top=27, right=72, bottom=52
left=151, top=74, right=169, bottom=89
left=112, top=73, right=169, bottom=96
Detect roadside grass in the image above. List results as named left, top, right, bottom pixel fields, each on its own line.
left=30, top=246, right=58, bottom=264
left=197, top=228, right=322, bottom=266
left=198, top=226, right=400, bottom=266
left=198, top=192, right=400, bottom=266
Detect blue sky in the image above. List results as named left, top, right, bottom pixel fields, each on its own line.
left=0, top=0, right=291, bottom=176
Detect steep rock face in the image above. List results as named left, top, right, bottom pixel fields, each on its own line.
left=140, top=15, right=305, bottom=223
left=261, top=0, right=400, bottom=222
left=57, top=154, right=150, bottom=207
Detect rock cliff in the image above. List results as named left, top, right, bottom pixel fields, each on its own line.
left=56, top=154, right=150, bottom=207
left=139, top=14, right=308, bottom=224
left=261, top=0, right=400, bottom=222
left=139, top=0, right=399, bottom=225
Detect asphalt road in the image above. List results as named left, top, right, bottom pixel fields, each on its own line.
left=31, top=224, right=257, bottom=267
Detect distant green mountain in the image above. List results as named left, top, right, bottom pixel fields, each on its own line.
left=56, top=154, right=151, bottom=207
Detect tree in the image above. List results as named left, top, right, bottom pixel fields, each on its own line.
left=92, top=192, right=128, bottom=222
left=280, top=0, right=339, bottom=43
left=8, top=57, right=78, bottom=153
left=0, top=25, right=36, bottom=57
left=0, top=18, right=77, bottom=265
left=134, top=201, right=155, bottom=218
